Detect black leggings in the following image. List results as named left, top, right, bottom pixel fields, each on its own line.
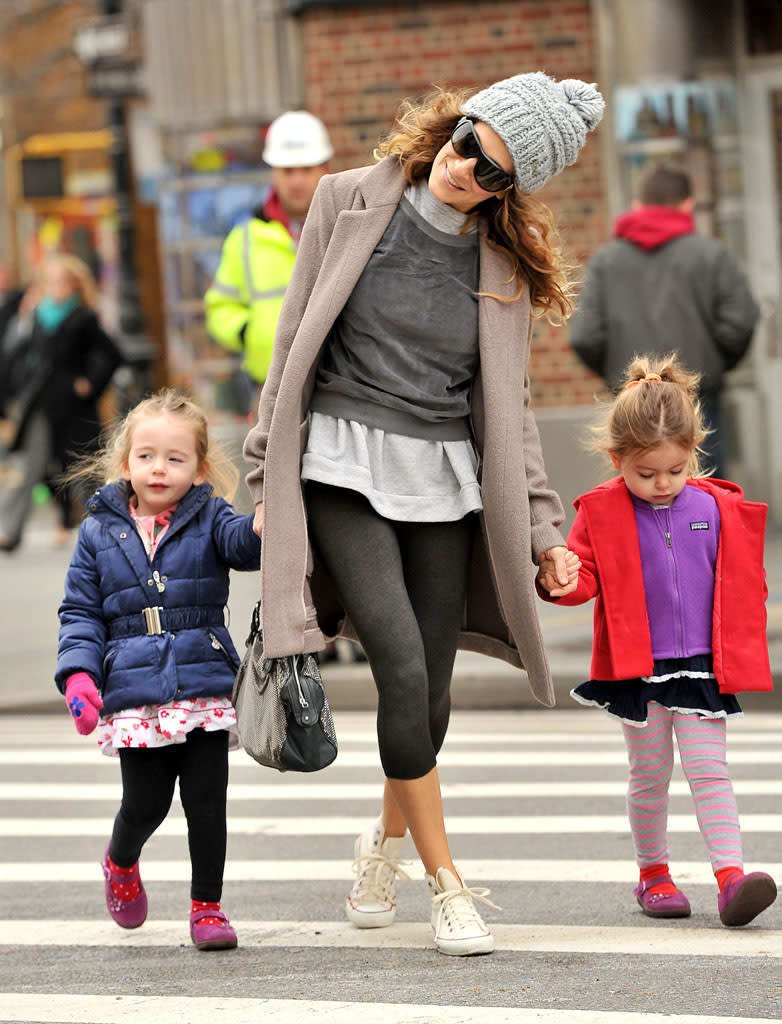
left=305, top=481, right=474, bottom=780
left=110, top=728, right=229, bottom=903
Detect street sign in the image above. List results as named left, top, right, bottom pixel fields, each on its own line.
left=73, top=16, right=129, bottom=65
left=86, top=60, right=145, bottom=99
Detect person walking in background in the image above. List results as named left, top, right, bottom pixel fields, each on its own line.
left=0, top=253, right=121, bottom=551
left=56, top=389, right=261, bottom=950
left=204, top=110, right=333, bottom=413
left=243, top=71, right=600, bottom=955
left=568, top=164, right=760, bottom=479
left=538, top=354, right=777, bottom=928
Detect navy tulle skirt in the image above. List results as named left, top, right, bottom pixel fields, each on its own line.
left=571, top=654, right=742, bottom=727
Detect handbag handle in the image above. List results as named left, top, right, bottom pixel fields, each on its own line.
left=246, top=599, right=262, bottom=647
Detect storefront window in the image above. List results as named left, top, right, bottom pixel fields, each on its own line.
left=614, top=78, right=746, bottom=263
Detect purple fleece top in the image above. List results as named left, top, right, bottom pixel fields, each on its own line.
left=631, top=483, right=720, bottom=660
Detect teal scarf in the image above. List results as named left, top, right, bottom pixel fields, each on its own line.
left=35, top=294, right=80, bottom=334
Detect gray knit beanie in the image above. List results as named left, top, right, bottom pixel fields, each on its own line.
left=462, top=71, right=605, bottom=193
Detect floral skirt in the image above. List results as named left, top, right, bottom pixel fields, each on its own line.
left=571, top=654, right=743, bottom=728
left=97, top=697, right=240, bottom=757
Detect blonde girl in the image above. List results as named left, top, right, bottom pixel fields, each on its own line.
left=56, top=389, right=261, bottom=950
left=539, top=354, right=776, bottom=927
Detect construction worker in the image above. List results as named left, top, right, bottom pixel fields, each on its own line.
left=205, top=110, right=333, bottom=413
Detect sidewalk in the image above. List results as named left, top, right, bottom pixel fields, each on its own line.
left=2, top=501, right=781, bottom=713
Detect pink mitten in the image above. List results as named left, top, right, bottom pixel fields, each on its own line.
left=65, top=673, right=103, bottom=735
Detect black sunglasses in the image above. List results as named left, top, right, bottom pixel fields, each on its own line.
left=449, top=117, right=514, bottom=193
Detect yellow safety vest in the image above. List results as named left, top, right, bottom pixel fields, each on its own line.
left=204, top=217, right=297, bottom=384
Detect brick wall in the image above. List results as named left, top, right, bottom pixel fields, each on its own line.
left=0, top=1, right=106, bottom=143
left=297, top=0, right=608, bottom=406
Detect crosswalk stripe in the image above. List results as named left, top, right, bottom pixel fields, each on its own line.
left=0, top=993, right=770, bottom=1024
left=3, top=727, right=781, bottom=745
left=1, top=858, right=778, bottom=885
left=4, top=919, right=780, bottom=957
left=2, top=778, right=782, bottom=800
left=3, top=747, right=782, bottom=766
left=3, top=812, right=782, bottom=837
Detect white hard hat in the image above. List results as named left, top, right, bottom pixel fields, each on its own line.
left=263, top=110, right=334, bottom=168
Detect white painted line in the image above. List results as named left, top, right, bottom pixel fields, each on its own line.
left=2, top=813, right=781, bottom=837
left=1, top=778, right=781, bottom=801
left=0, top=858, right=778, bottom=885
left=3, top=748, right=782, bottom=766
left=0, top=993, right=771, bottom=1024
left=2, top=727, right=779, bottom=746
left=1, top=919, right=780, bottom=958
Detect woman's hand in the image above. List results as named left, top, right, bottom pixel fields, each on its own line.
left=252, top=501, right=264, bottom=537
left=537, top=546, right=580, bottom=597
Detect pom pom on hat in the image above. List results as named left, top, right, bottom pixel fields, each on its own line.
left=462, top=71, right=605, bottom=193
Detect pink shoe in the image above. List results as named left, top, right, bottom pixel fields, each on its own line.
left=634, top=875, right=691, bottom=919
left=101, top=844, right=147, bottom=929
left=718, top=872, right=777, bottom=927
left=189, top=908, right=238, bottom=951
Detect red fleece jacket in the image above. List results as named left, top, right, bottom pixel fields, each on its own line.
left=540, top=476, right=771, bottom=694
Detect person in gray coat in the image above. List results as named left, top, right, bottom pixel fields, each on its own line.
left=568, top=163, right=759, bottom=479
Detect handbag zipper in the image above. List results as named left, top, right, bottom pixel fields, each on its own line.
left=291, top=657, right=308, bottom=708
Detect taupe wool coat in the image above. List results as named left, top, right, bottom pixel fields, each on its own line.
left=243, top=158, right=567, bottom=705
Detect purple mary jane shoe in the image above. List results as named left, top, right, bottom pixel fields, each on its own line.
left=189, top=908, right=238, bottom=951
left=718, top=872, right=777, bottom=927
left=101, top=844, right=148, bottom=929
left=634, top=876, right=691, bottom=919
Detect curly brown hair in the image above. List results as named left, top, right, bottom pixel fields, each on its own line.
left=374, top=88, right=575, bottom=323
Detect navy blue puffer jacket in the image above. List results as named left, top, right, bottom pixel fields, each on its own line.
left=56, top=480, right=261, bottom=714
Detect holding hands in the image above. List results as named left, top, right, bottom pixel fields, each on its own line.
left=537, top=545, right=580, bottom=597
left=65, top=673, right=103, bottom=735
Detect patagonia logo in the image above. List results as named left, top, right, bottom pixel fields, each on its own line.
left=690, top=521, right=710, bottom=531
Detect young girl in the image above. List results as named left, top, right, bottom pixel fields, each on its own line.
left=243, top=71, right=594, bottom=955
left=538, top=354, right=777, bottom=927
left=56, top=389, right=261, bottom=950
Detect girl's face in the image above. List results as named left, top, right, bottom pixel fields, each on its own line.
left=428, top=121, right=514, bottom=213
left=611, top=440, right=691, bottom=507
left=123, top=413, right=207, bottom=516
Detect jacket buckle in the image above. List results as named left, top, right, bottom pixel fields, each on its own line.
left=143, top=606, right=163, bottom=635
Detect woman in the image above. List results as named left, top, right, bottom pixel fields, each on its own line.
left=243, top=71, right=603, bottom=955
left=0, top=253, right=122, bottom=550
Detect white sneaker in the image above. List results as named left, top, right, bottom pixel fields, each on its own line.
left=345, top=818, right=410, bottom=928
left=426, top=867, right=498, bottom=956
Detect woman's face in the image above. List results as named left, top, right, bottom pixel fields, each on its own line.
left=43, top=262, right=75, bottom=304
left=428, top=121, right=514, bottom=213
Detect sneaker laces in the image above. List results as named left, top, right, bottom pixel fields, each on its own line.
left=433, top=883, right=501, bottom=932
left=351, top=851, right=411, bottom=904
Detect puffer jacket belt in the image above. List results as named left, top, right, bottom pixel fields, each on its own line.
left=109, top=605, right=226, bottom=639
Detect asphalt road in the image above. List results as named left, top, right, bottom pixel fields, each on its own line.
left=1, top=708, right=781, bottom=1023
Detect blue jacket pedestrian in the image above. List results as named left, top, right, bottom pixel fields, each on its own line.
left=54, top=389, right=260, bottom=951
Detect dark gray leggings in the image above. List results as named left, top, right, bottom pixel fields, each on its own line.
left=305, top=481, right=475, bottom=780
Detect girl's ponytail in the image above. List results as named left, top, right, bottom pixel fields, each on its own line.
left=588, top=352, right=709, bottom=476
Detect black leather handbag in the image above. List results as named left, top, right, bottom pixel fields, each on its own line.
left=231, top=602, right=338, bottom=772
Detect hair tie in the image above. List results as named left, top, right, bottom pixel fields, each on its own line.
left=625, top=373, right=663, bottom=389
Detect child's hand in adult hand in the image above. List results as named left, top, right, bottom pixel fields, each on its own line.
left=537, top=547, right=580, bottom=597
left=65, top=673, right=103, bottom=735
